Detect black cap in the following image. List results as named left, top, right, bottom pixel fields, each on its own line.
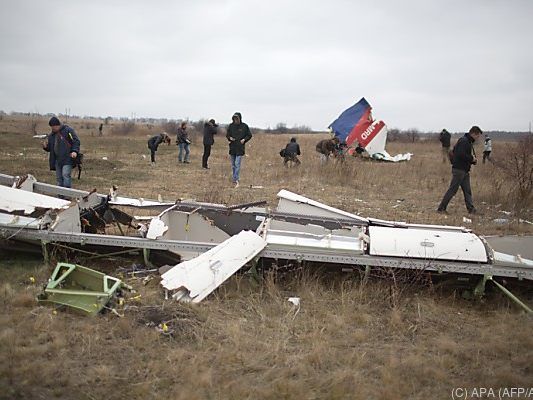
left=209, top=119, right=217, bottom=127
left=48, top=116, right=61, bottom=126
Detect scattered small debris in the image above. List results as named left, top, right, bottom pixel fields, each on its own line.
left=493, top=218, right=509, bottom=224
left=102, top=156, right=108, bottom=160
left=462, top=217, right=472, bottom=224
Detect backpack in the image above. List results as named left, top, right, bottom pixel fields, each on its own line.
left=279, top=148, right=286, bottom=158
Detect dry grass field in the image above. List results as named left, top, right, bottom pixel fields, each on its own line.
left=0, top=115, right=532, bottom=399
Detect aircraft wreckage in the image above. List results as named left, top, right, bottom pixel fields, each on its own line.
left=0, top=172, right=531, bottom=312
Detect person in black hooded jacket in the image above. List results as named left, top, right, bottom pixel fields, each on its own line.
left=437, top=126, right=482, bottom=214
left=226, top=112, right=252, bottom=187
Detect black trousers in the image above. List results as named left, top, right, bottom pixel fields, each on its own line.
left=483, top=151, right=491, bottom=163
left=438, top=168, right=475, bottom=212
left=202, top=144, right=212, bottom=168
left=150, top=150, right=156, bottom=163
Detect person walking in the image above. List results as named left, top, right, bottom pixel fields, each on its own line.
left=281, top=137, right=301, bottom=167
left=98, top=123, right=103, bottom=136
left=483, top=135, right=492, bottom=163
left=202, top=119, right=218, bottom=169
left=176, top=121, right=190, bottom=163
left=148, top=132, right=170, bottom=166
left=439, top=129, right=451, bottom=163
left=42, top=116, right=81, bottom=188
left=226, top=112, right=252, bottom=188
left=437, top=126, right=482, bottom=214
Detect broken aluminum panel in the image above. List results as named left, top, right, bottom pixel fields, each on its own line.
left=110, top=197, right=175, bottom=208
left=161, top=230, right=266, bottom=302
left=276, top=190, right=368, bottom=223
left=37, top=262, right=130, bottom=315
left=0, top=185, right=81, bottom=233
left=12, top=174, right=37, bottom=191
left=263, top=219, right=365, bottom=253
left=493, top=251, right=533, bottom=268
left=368, top=226, right=487, bottom=262
left=146, top=207, right=230, bottom=260
left=0, top=213, right=42, bottom=229
left=0, top=184, right=72, bottom=214
left=368, top=217, right=469, bottom=232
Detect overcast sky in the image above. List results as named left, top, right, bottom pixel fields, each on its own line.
left=1, top=0, right=532, bottom=132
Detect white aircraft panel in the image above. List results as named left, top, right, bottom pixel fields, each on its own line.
left=369, top=226, right=487, bottom=262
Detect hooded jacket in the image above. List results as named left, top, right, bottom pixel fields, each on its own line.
left=43, top=125, right=80, bottom=170
left=451, top=133, right=476, bottom=172
left=203, top=122, right=218, bottom=145
left=226, top=112, right=252, bottom=156
left=439, top=130, right=451, bottom=148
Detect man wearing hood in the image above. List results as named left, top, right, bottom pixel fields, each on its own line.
left=437, top=126, right=482, bottom=214
left=202, top=119, right=218, bottom=169
left=226, top=112, right=252, bottom=187
left=42, top=116, right=81, bottom=188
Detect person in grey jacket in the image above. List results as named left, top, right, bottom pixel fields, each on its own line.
left=176, top=121, right=190, bottom=163
left=226, top=112, right=252, bottom=187
left=202, top=119, right=218, bottom=169
left=42, top=116, right=81, bottom=188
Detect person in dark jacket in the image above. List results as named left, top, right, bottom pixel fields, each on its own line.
left=437, top=126, right=482, bottom=214
left=148, top=132, right=170, bottom=165
left=226, top=112, right=252, bottom=187
left=439, top=129, right=451, bottom=163
left=176, top=121, right=190, bottom=163
left=281, top=137, right=301, bottom=166
left=42, top=116, right=81, bottom=188
left=202, top=119, right=218, bottom=169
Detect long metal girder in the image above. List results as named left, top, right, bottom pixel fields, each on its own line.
left=1, top=226, right=531, bottom=281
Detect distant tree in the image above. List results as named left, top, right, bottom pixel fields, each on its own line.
left=112, top=120, right=136, bottom=135
left=493, top=135, right=533, bottom=213
left=404, top=128, right=420, bottom=143
left=274, top=122, right=288, bottom=134
left=388, top=128, right=401, bottom=142
left=104, top=116, right=113, bottom=125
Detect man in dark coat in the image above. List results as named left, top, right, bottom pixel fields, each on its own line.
left=281, top=137, right=301, bottom=166
left=42, top=116, right=81, bottom=188
left=202, top=119, right=218, bottom=169
left=437, top=126, right=482, bottom=214
left=439, top=129, right=451, bottom=163
left=148, top=132, right=170, bottom=165
left=226, top=112, right=252, bottom=187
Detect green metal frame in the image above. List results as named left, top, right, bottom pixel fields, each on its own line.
left=38, top=262, right=131, bottom=315
left=474, top=274, right=532, bottom=314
